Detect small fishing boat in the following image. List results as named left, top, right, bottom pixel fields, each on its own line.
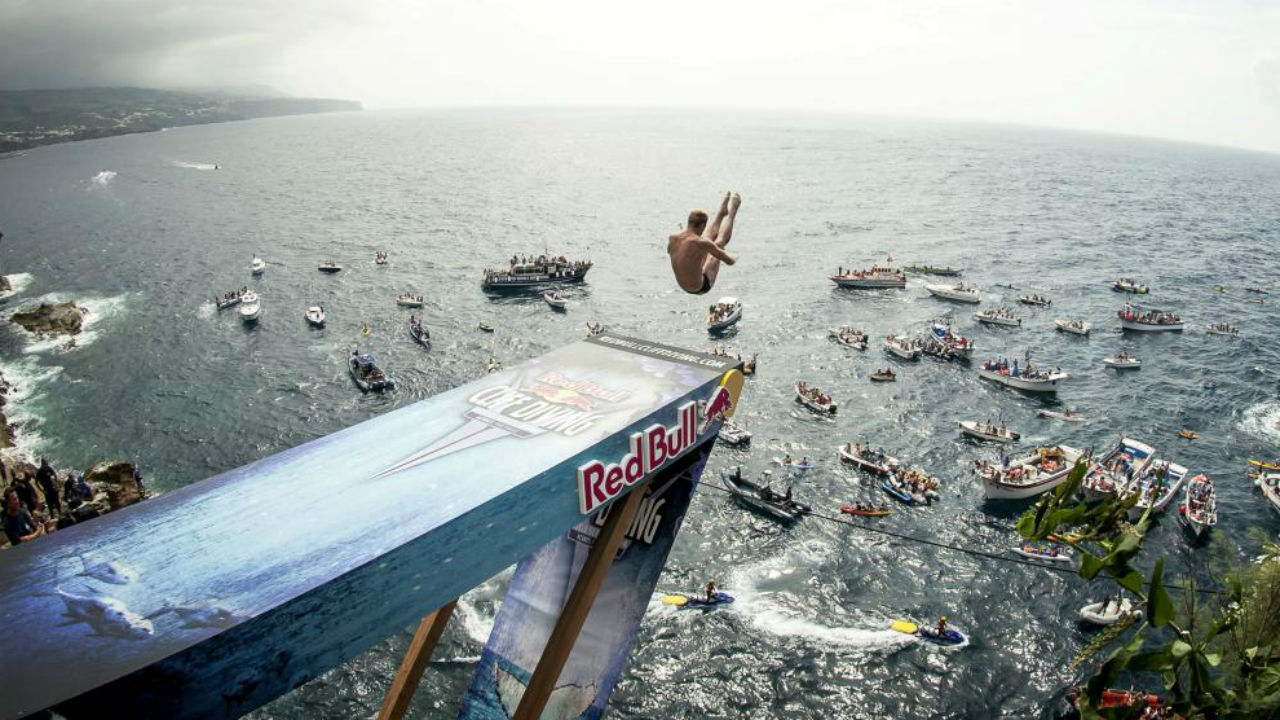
left=1018, top=294, right=1052, bottom=307
left=374, top=251, right=389, bottom=265
left=959, top=420, right=1019, bottom=444
left=215, top=288, right=248, bottom=310
left=543, top=290, right=568, bottom=310
left=1124, top=459, right=1189, bottom=521
left=973, top=308, right=1021, bottom=327
left=902, top=264, right=961, bottom=276
left=1082, top=437, right=1156, bottom=503
left=1113, top=277, right=1149, bottom=294
left=840, top=504, right=891, bottom=518
left=396, top=293, right=425, bottom=308
left=350, top=352, right=393, bottom=391
left=1255, top=472, right=1280, bottom=516
left=1055, top=318, right=1090, bottom=336
left=1011, top=545, right=1072, bottom=564
left=1117, top=303, right=1183, bottom=332
left=721, top=468, right=810, bottom=521
left=1103, top=352, right=1142, bottom=370
left=238, top=291, right=261, bottom=322
left=978, top=358, right=1068, bottom=393
left=930, top=323, right=975, bottom=360
left=1206, top=323, right=1240, bottom=337
left=1038, top=408, right=1085, bottom=422
left=870, top=368, right=896, bottom=382
left=717, top=420, right=752, bottom=446
left=478, top=322, right=494, bottom=333
left=1247, top=286, right=1269, bottom=294
left=974, top=446, right=1081, bottom=500
left=883, top=335, right=921, bottom=360
left=250, top=257, right=266, bottom=275
left=1178, top=473, right=1216, bottom=541
left=1079, top=597, right=1139, bottom=626
left=829, top=326, right=868, bottom=350
left=318, top=261, right=343, bottom=273
left=838, top=443, right=898, bottom=475
left=409, top=319, right=430, bottom=346
left=707, top=297, right=742, bottom=332
left=795, top=381, right=837, bottom=414
left=925, top=283, right=981, bottom=304
left=304, top=306, right=325, bottom=327
left=830, top=261, right=907, bottom=289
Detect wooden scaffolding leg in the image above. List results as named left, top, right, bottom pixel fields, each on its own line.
left=377, top=599, right=459, bottom=720
left=511, top=482, right=650, bottom=720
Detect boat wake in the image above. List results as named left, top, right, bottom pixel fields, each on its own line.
left=726, top=543, right=913, bottom=653
left=171, top=160, right=217, bottom=171
left=0, top=272, right=34, bottom=300
left=91, top=170, right=117, bottom=186
left=1240, top=401, right=1280, bottom=442
left=11, top=293, right=128, bottom=355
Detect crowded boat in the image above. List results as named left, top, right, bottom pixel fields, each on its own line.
left=829, top=260, right=907, bottom=289
left=396, top=293, right=425, bottom=308
left=882, top=467, right=940, bottom=506
left=829, top=326, right=869, bottom=350
left=930, top=323, right=974, bottom=359
left=974, top=446, right=1080, bottom=500
left=901, top=264, right=961, bottom=276
left=1118, top=302, right=1183, bottom=331
left=482, top=254, right=592, bottom=290
left=1103, top=350, right=1142, bottom=369
left=706, top=297, right=742, bottom=332
left=795, top=381, right=837, bottom=414
left=973, top=307, right=1022, bottom=327
left=1054, top=317, right=1090, bottom=336
left=870, top=368, right=896, bottom=382
left=1081, top=438, right=1155, bottom=503
left=978, top=356, right=1068, bottom=393
left=884, top=334, right=921, bottom=360
left=959, top=419, right=1020, bottom=444
left=214, top=287, right=250, bottom=310
left=1113, top=277, right=1149, bottom=294
left=1178, top=473, right=1217, bottom=540
left=1206, top=322, right=1239, bottom=337
left=1018, top=294, right=1051, bottom=306
left=838, top=442, right=899, bottom=475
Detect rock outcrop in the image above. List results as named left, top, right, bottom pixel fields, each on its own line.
left=0, top=275, right=11, bottom=293
left=84, top=461, right=147, bottom=511
left=11, top=302, right=85, bottom=335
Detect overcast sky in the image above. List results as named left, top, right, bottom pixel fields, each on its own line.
left=2, top=0, right=1278, bottom=153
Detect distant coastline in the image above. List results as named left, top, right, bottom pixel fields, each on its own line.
left=0, top=87, right=361, bottom=153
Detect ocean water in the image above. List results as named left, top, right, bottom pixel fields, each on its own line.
left=1, top=108, right=1279, bottom=719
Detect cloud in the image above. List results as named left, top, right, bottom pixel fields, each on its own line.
left=1258, top=55, right=1280, bottom=106
left=0, top=0, right=359, bottom=91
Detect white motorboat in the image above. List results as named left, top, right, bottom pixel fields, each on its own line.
left=978, top=359, right=1067, bottom=393
left=975, top=446, right=1081, bottom=500
left=1103, top=353, right=1142, bottom=370
left=1081, top=437, right=1156, bottom=503
left=1055, top=318, right=1090, bottom=336
left=926, top=283, right=981, bottom=303
left=543, top=291, right=568, bottom=310
left=350, top=352, right=393, bottom=391
left=974, top=308, right=1022, bottom=327
left=829, top=326, right=868, bottom=350
left=304, top=306, right=325, bottom=327
left=707, top=297, right=742, bottom=332
left=884, top=335, right=921, bottom=360
left=830, top=261, right=906, bottom=289
left=1256, top=472, right=1280, bottom=517
left=959, top=420, right=1020, bottom=444
left=238, top=291, right=260, bottom=322
left=1206, top=324, right=1240, bottom=337
left=1113, top=278, right=1149, bottom=294
left=1038, top=409, right=1085, bottom=423
left=1011, top=546, right=1072, bottom=564
left=396, top=294, right=425, bottom=308
left=250, top=257, right=266, bottom=275
left=1179, top=474, right=1217, bottom=540
left=1118, top=303, right=1183, bottom=332
left=1080, top=597, right=1139, bottom=626
left=795, top=381, right=837, bottom=414
left=870, top=369, right=897, bottom=382
left=717, top=421, right=752, bottom=446
left=318, top=261, right=343, bottom=273
left=838, top=443, right=899, bottom=476
left=1124, top=459, right=1188, bottom=521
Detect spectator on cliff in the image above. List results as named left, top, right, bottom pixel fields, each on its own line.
left=4, top=488, right=42, bottom=546
left=36, top=457, right=60, bottom=518
left=13, top=473, right=40, bottom=515
left=63, top=473, right=94, bottom=511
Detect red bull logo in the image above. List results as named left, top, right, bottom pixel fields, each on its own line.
left=699, top=385, right=735, bottom=436
left=528, top=383, right=596, bottom=411
left=578, top=401, right=698, bottom=514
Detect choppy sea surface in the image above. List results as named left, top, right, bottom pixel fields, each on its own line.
left=2, top=109, right=1279, bottom=719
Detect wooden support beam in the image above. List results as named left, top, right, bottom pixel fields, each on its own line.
left=377, top=600, right=458, bottom=720
left=511, top=481, right=651, bottom=720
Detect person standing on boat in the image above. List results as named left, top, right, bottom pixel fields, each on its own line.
left=705, top=580, right=717, bottom=603
left=669, top=192, right=741, bottom=295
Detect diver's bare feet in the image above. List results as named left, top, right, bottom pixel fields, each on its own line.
left=717, top=192, right=731, bottom=217
left=728, top=192, right=742, bottom=214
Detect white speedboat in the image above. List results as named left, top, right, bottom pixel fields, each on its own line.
left=304, top=306, right=325, bottom=327
left=1256, top=472, right=1280, bottom=517
left=238, top=291, right=260, bottom=322
left=838, top=443, right=899, bottom=476
left=318, top=261, right=343, bottom=273
left=926, top=283, right=981, bottom=304
left=975, top=446, right=1081, bottom=500
left=1081, top=437, right=1156, bottom=503
left=884, top=335, right=921, bottom=360
left=1206, top=324, right=1240, bottom=337
left=1118, top=304, right=1183, bottom=332
left=543, top=291, right=568, bottom=310
left=1038, top=408, right=1085, bottom=423
left=1011, top=546, right=1072, bottom=564
left=1113, top=278, right=1149, bottom=294
left=829, top=326, right=868, bottom=350
left=959, top=420, right=1020, bottom=444
left=1103, top=353, right=1142, bottom=370
left=830, top=261, right=906, bottom=289
left=250, top=257, right=266, bottom=275
left=707, top=297, right=742, bottom=332
left=1179, top=474, right=1217, bottom=540
left=396, top=294, right=424, bottom=308
left=1080, top=598, right=1139, bottom=626
left=795, top=381, right=837, bottom=414
left=974, top=308, right=1022, bottom=327
left=1055, top=318, right=1090, bottom=336
left=978, top=359, right=1067, bottom=393
left=1124, top=459, right=1188, bottom=521
left=717, top=421, right=752, bottom=446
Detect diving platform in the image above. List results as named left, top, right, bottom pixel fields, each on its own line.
left=0, top=334, right=742, bottom=720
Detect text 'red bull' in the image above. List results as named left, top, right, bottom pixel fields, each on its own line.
left=578, top=401, right=698, bottom=514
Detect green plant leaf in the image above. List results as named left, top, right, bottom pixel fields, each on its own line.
left=1147, top=560, right=1174, bottom=628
